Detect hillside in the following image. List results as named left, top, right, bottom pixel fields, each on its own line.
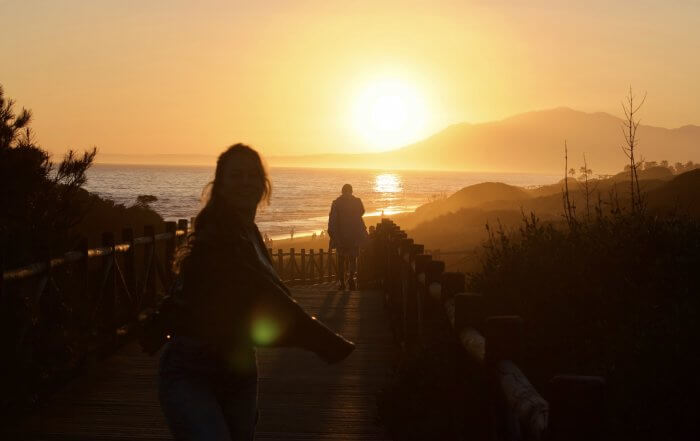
left=404, top=182, right=531, bottom=229
left=402, top=169, right=699, bottom=270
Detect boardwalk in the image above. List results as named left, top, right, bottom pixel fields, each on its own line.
left=4, top=283, right=394, bottom=441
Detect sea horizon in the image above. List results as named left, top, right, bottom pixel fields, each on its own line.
left=85, top=164, right=562, bottom=241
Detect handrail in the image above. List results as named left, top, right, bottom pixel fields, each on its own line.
left=3, top=230, right=186, bottom=281
left=3, top=230, right=331, bottom=283
left=367, top=218, right=606, bottom=441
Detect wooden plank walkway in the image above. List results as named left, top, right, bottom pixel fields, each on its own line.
left=3, top=283, right=394, bottom=440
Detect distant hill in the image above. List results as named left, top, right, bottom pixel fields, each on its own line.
left=405, top=168, right=700, bottom=258
left=273, top=108, right=700, bottom=173
left=407, top=182, right=530, bottom=227
left=646, top=169, right=700, bottom=216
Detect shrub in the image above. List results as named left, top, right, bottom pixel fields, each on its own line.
left=467, top=209, right=700, bottom=439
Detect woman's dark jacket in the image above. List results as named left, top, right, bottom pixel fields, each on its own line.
left=177, top=221, right=342, bottom=374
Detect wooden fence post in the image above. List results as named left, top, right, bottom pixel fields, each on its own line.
left=424, top=260, right=445, bottom=322
left=165, top=221, right=176, bottom=285
left=289, top=248, right=296, bottom=281
left=101, top=232, right=117, bottom=344
left=319, top=249, right=325, bottom=281
left=77, top=237, right=90, bottom=321
left=143, top=225, right=156, bottom=308
left=309, top=249, right=315, bottom=282
left=277, top=249, right=284, bottom=280
left=440, top=272, right=465, bottom=301
left=121, top=228, right=136, bottom=315
left=412, top=253, right=432, bottom=345
left=386, top=231, right=403, bottom=343
left=398, top=238, right=414, bottom=341
left=300, top=249, right=306, bottom=283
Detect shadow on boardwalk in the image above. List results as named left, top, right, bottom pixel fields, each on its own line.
left=3, top=283, right=393, bottom=441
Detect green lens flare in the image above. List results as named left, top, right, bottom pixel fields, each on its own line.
left=251, top=316, right=280, bottom=345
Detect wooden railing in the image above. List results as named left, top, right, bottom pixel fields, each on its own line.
left=268, top=247, right=338, bottom=284
left=366, top=218, right=606, bottom=441
left=1, top=218, right=338, bottom=407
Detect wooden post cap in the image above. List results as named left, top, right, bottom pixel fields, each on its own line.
left=413, top=254, right=432, bottom=274
left=410, top=244, right=424, bottom=256
left=399, top=238, right=414, bottom=254
left=425, top=260, right=445, bottom=285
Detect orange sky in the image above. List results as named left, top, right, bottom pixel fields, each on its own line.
left=1, top=1, right=699, bottom=162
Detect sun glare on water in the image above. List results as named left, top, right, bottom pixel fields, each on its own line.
left=351, top=77, right=428, bottom=151
left=374, top=173, right=402, bottom=193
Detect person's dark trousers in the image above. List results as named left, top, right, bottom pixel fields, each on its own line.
left=337, top=252, right=347, bottom=286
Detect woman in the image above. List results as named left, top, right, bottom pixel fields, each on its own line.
left=158, top=144, right=355, bottom=441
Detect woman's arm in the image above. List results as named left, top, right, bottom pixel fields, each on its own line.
left=185, top=235, right=354, bottom=363
left=240, top=257, right=354, bottom=363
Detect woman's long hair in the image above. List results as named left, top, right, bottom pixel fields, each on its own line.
left=174, top=143, right=271, bottom=274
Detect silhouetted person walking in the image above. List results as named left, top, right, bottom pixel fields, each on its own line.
left=159, top=144, right=355, bottom=441
left=328, top=184, right=367, bottom=290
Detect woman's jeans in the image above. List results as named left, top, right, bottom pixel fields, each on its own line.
left=158, top=336, right=258, bottom=441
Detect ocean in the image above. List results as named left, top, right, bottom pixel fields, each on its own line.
left=85, top=165, right=561, bottom=240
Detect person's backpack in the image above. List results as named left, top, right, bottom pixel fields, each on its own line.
left=138, top=274, right=184, bottom=355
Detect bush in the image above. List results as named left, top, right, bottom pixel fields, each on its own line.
left=467, top=209, right=700, bottom=439
left=0, top=85, right=96, bottom=267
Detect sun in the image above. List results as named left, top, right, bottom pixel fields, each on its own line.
left=351, top=77, right=428, bottom=151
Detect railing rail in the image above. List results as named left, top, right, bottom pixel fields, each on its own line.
left=2, top=229, right=338, bottom=285
left=366, top=218, right=606, bottom=441
left=2, top=231, right=187, bottom=282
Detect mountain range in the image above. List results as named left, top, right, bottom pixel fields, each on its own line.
left=98, top=107, right=700, bottom=174
left=270, top=107, right=700, bottom=174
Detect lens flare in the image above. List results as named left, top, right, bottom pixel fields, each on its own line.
left=251, top=316, right=281, bottom=346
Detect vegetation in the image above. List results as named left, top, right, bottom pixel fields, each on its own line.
left=0, top=85, right=164, bottom=412
left=465, top=93, right=699, bottom=438
left=0, top=85, right=96, bottom=267
left=467, top=202, right=700, bottom=439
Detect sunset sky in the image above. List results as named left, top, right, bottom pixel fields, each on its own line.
left=1, top=0, right=699, bottom=162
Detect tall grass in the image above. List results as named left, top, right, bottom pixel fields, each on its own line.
left=468, top=205, right=700, bottom=439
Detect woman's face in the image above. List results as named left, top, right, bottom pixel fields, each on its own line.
left=218, top=153, right=265, bottom=213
